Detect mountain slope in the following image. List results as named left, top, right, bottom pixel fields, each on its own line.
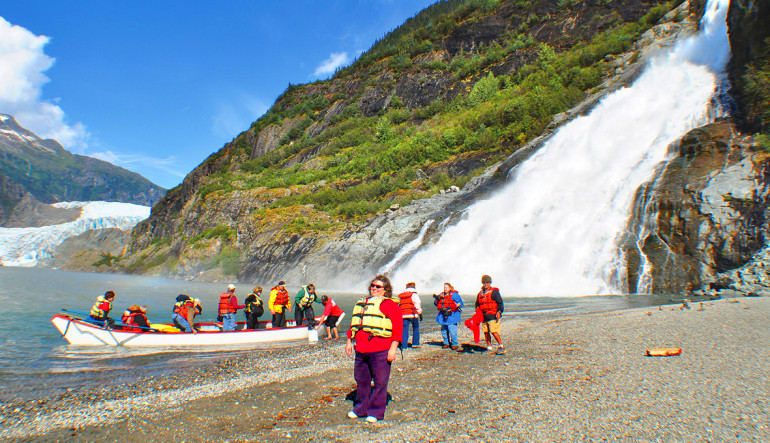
left=0, top=114, right=165, bottom=225
left=128, top=0, right=687, bottom=282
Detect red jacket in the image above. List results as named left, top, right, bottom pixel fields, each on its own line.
left=347, top=298, right=403, bottom=353
left=322, top=299, right=344, bottom=318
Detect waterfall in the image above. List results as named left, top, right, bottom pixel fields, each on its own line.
left=391, top=0, right=731, bottom=296
left=381, top=220, right=435, bottom=274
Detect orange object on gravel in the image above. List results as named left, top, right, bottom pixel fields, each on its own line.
left=645, top=348, right=682, bottom=356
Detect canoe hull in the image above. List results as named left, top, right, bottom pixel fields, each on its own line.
left=51, top=314, right=319, bottom=347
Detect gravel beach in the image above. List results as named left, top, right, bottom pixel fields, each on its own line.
left=4, top=296, right=769, bottom=441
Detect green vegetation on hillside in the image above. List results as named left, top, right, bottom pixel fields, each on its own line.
left=193, top=0, right=674, bottom=227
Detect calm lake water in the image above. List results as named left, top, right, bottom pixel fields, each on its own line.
left=0, top=267, right=671, bottom=402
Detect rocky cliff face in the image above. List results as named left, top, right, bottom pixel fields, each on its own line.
left=0, top=114, right=165, bottom=226
left=621, top=121, right=769, bottom=294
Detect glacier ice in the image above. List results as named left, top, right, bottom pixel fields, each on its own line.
left=0, top=201, right=150, bottom=267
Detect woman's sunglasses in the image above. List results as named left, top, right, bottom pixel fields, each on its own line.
left=370, top=283, right=385, bottom=289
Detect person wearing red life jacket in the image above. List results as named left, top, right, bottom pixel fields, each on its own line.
left=317, top=295, right=344, bottom=339
left=218, top=284, right=245, bottom=331
left=121, top=305, right=150, bottom=332
left=345, top=275, right=403, bottom=423
left=89, top=290, right=116, bottom=327
left=173, top=295, right=202, bottom=333
left=268, top=281, right=290, bottom=328
left=397, top=282, right=422, bottom=349
left=434, top=282, right=463, bottom=351
left=475, top=274, right=505, bottom=354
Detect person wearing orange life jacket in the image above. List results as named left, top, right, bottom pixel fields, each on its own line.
left=121, top=305, right=150, bottom=332
left=397, top=282, right=423, bottom=349
left=89, top=290, right=116, bottom=327
left=268, top=281, right=290, bottom=328
left=434, top=282, right=463, bottom=351
left=476, top=274, right=505, bottom=355
left=173, top=294, right=202, bottom=333
left=345, top=275, right=403, bottom=423
left=218, top=284, right=245, bottom=331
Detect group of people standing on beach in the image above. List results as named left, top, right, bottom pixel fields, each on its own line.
left=87, top=273, right=506, bottom=424
left=346, top=273, right=505, bottom=423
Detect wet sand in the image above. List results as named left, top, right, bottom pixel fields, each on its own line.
left=4, top=297, right=769, bottom=441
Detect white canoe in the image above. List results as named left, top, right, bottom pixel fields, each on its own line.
left=51, top=314, right=320, bottom=347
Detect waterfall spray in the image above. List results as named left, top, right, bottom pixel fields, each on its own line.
left=392, top=0, right=731, bottom=296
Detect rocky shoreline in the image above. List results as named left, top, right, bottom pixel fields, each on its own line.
left=3, top=295, right=768, bottom=441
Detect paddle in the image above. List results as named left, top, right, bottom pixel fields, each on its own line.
left=60, top=308, right=161, bottom=332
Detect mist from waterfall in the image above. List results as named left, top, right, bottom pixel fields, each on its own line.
left=391, top=0, right=731, bottom=296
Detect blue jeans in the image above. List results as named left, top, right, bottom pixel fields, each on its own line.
left=172, top=313, right=192, bottom=332
left=401, top=317, right=420, bottom=347
left=440, top=323, right=458, bottom=346
left=222, top=313, right=236, bottom=331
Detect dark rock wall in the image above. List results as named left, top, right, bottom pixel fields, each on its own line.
left=727, top=0, right=770, bottom=132
left=622, top=122, right=770, bottom=293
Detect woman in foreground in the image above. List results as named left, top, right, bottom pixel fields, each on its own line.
left=345, top=274, right=403, bottom=423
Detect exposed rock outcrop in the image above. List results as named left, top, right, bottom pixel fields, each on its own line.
left=43, top=228, right=130, bottom=272
left=4, top=194, right=81, bottom=228
left=621, top=121, right=769, bottom=294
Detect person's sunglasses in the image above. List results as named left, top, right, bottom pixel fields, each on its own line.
left=370, top=283, right=385, bottom=289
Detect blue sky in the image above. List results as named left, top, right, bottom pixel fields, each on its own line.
left=0, top=1, right=436, bottom=189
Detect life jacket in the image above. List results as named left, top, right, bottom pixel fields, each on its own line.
left=121, top=311, right=148, bottom=332
left=218, top=293, right=237, bottom=315
left=398, top=291, right=417, bottom=316
left=174, top=299, right=199, bottom=319
left=437, top=291, right=458, bottom=311
left=273, top=286, right=289, bottom=306
left=350, top=296, right=393, bottom=338
left=297, top=286, right=315, bottom=308
left=245, top=292, right=263, bottom=314
left=477, top=287, right=499, bottom=316
left=326, top=299, right=344, bottom=317
left=90, top=296, right=112, bottom=319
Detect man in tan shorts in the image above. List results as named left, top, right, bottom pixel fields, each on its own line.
left=475, top=274, right=505, bottom=354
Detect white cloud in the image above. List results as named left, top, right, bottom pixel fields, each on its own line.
left=0, top=16, right=89, bottom=148
left=89, top=150, right=185, bottom=181
left=313, top=52, right=351, bottom=77
left=212, top=94, right=268, bottom=140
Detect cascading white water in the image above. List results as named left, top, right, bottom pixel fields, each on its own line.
left=392, top=0, right=731, bottom=296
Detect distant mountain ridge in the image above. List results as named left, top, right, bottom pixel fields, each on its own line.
left=0, top=114, right=164, bottom=225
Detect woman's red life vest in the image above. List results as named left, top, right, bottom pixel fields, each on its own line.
left=121, top=311, right=148, bottom=332
left=273, top=287, right=289, bottom=306
left=398, top=291, right=417, bottom=316
left=477, top=287, right=499, bottom=315
left=437, top=291, right=458, bottom=311
left=218, top=293, right=237, bottom=315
